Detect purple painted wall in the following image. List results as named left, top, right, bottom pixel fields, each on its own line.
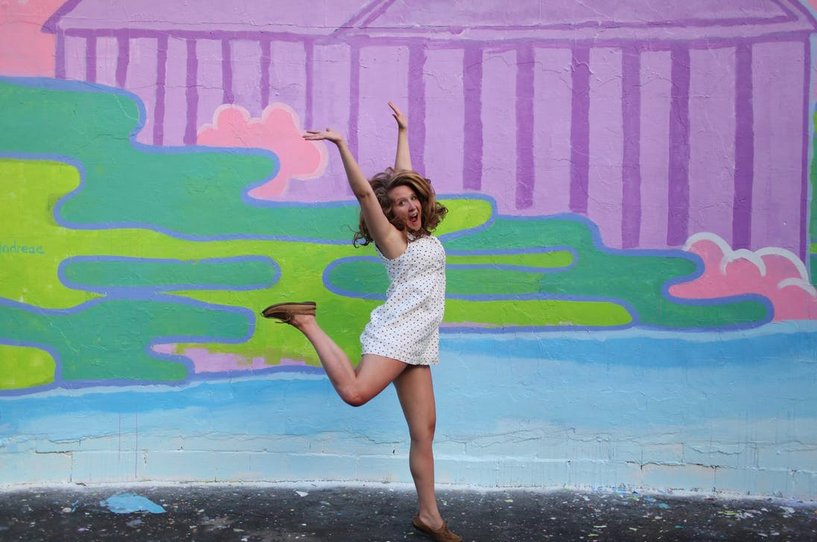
left=45, top=0, right=816, bottom=254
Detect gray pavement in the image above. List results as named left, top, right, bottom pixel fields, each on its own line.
left=0, top=483, right=815, bottom=541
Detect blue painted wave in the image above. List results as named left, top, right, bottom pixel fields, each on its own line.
left=0, top=322, right=815, bottom=446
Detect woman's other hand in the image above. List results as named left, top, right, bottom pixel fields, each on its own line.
left=304, top=128, right=344, bottom=144
left=389, top=101, right=408, bottom=131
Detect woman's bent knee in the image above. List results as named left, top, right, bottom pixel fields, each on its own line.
left=342, top=390, right=369, bottom=407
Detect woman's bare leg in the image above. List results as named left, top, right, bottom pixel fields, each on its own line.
left=394, top=365, right=443, bottom=528
left=289, top=314, right=406, bottom=406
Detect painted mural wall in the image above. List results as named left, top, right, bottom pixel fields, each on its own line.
left=1, top=0, right=816, bottom=498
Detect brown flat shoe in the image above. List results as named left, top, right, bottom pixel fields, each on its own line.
left=412, top=516, right=462, bottom=542
left=260, top=301, right=316, bottom=323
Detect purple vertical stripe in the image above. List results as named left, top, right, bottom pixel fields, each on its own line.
left=667, top=46, right=691, bottom=246
left=733, top=44, right=754, bottom=249
left=86, top=35, right=97, bottom=82
left=463, top=45, right=483, bottom=191
left=184, top=39, right=199, bottom=145
left=56, top=32, right=66, bottom=79
left=516, top=44, right=535, bottom=209
left=621, top=47, right=642, bottom=248
left=116, top=34, right=129, bottom=87
left=260, top=39, right=271, bottom=109
left=222, top=39, right=234, bottom=104
left=570, top=47, right=590, bottom=213
left=154, top=35, right=168, bottom=146
left=408, top=44, right=426, bottom=175
left=304, top=39, right=314, bottom=130
left=349, top=44, right=360, bottom=162
left=801, top=39, right=810, bottom=260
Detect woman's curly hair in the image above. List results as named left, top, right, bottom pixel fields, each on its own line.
left=353, top=168, right=448, bottom=247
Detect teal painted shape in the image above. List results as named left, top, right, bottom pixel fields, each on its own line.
left=812, top=255, right=817, bottom=286
left=0, top=297, right=249, bottom=382
left=62, top=257, right=279, bottom=291
left=0, top=79, right=358, bottom=240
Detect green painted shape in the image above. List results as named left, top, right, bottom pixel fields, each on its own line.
left=64, top=258, right=278, bottom=290
left=0, top=81, right=493, bottom=241
left=330, top=218, right=768, bottom=328
left=432, top=199, right=493, bottom=237
left=0, top=81, right=348, bottom=238
left=449, top=218, right=767, bottom=327
left=444, top=299, right=631, bottom=327
left=0, top=345, right=55, bottom=390
left=0, top=298, right=248, bottom=382
left=448, top=268, right=542, bottom=295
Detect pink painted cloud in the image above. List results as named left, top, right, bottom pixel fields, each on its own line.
left=197, top=104, right=328, bottom=199
left=669, top=232, right=817, bottom=321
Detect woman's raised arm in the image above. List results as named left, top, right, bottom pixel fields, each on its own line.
left=304, top=127, right=405, bottom=258
left=304, top=128, right=372, bottom=199
left=390, top=102, right=412, bottom=172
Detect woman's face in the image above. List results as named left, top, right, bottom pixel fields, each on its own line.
left=388, top=185, right=422, bottom=232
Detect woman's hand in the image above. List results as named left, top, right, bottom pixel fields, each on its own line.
left=389, top=101, right=407, bottom=131
left=304, top=128, right=344, bottom=145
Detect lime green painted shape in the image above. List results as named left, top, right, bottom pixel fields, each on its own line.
left=0, top=160, right=99, bottom=308
left=445, top=299, right=631, bottom=327
left=63, top=258, right=278, bottom=290
left=0, top=345, right=55, bottom=390
left=433, top=199, right=493, bottom=236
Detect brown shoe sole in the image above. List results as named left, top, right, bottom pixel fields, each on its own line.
left=260, top=301, right=317, bottom=322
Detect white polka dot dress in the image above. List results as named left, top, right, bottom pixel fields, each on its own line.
left=360, top=234, right=446, bottom=366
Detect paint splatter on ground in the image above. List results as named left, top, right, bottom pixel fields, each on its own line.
left=0, top=484, right=814, bottom=541
left=99, top=493, right=166, bottom=514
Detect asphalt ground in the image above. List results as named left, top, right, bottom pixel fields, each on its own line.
left=0, top=483, right=815, bottom=541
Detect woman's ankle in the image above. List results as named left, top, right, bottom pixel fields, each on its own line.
left=289, top=313, right=317, bottom=331
left=417, top=509, right=443, bottom=529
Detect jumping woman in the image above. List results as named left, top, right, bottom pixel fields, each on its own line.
left=261, top=102, right=460, bottom=542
